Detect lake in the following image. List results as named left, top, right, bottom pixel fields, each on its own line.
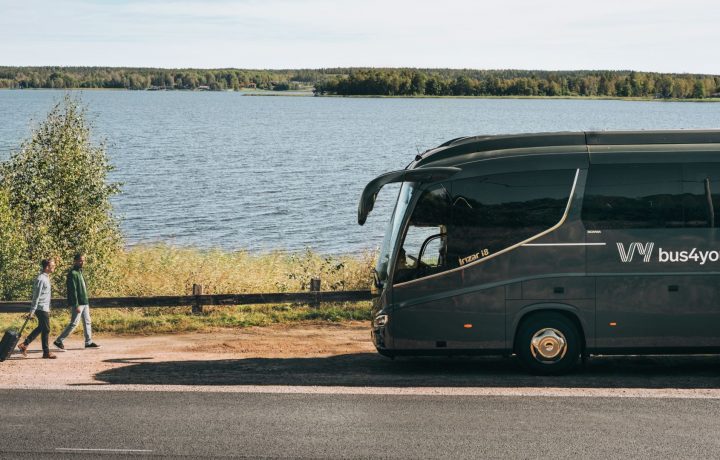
left=1, top=90, right=720, bottom=254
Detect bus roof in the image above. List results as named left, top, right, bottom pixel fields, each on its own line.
left=414, top=129, right=720, bottom=167
left=359, top=129, right=720, bottom=225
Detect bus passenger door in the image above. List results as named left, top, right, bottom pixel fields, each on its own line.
left=388, top=183, right=502, bottom=350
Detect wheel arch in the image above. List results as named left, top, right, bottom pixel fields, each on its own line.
left=510, top=303, right=588, bottom=355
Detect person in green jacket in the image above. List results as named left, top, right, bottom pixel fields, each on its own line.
left=54, top=252, right=100, bottom=349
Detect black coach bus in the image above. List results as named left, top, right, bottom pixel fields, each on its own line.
left=358, top=130, right=720, bottom=374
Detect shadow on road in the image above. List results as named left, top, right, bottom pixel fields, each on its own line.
left=94, top=353, right=720, bottom=388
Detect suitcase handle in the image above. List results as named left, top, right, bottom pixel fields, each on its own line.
left=18, top=315, right=32, bottom=336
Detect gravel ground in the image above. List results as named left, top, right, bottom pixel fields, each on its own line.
left=1, top=321, right=374, bottom=387
left=3, top=321, right=720, bottom=398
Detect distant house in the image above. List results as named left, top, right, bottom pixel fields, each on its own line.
left=243, top=82, right=257, bottom=89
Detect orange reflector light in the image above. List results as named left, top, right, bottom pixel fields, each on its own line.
left=464, top=324, right=473, bottom=328
left=609, top=322, right=617, bottom=327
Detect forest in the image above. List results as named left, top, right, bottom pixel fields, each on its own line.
left=0, top=66, right=309, bottom=90
left=314, top=69, right=720, bottom=99
left=0, top=67, right=718, bottom=99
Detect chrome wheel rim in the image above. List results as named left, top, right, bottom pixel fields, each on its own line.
left=530, top=328, right=567, bottom=363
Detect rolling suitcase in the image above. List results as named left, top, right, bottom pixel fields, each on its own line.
left=0, top=317, right=31, bottom=362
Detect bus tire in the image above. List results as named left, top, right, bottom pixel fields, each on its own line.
left=516, top=312, right=580, bottom=375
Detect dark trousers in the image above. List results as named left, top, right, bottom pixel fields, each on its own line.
left=24, top=311, right=50, bottom=354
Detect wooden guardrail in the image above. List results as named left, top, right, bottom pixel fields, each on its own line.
left=0, top=280, right=373, bottom=314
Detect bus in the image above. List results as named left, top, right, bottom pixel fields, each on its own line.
left=358, top=130, right=720, bottom=374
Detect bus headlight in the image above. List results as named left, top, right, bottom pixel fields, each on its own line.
left=373, top=314, right=388, bottom=328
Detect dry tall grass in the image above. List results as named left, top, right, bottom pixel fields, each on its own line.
left=98, top=245, right=374, bottom=297
left=0, top=245, right=375, bottom=335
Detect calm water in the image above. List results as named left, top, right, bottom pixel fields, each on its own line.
left=1, top=90, right=720, bottom=254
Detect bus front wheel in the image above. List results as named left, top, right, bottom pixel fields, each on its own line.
left=516, top=312, right=580, bottom=375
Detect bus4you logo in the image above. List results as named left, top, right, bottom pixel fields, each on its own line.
left=616, top=242, right=654, bottom=263
left=616, top=242, right=720, bottom=265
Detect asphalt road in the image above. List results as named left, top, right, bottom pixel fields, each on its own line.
left=3, top=389, right=720, bottom=459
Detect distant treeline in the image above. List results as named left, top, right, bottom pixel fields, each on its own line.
left=1, top=67, right=719, bottom=99
left=0, top=67, right=316, bottom=91
left=315, top=69, right=720, bottom=99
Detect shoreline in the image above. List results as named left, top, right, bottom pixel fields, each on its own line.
left=2, top=88, right=719, bottom=102
left=312, top=94, right=720, bottom=102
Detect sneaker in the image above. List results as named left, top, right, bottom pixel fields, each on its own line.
left=85, top=342, right=101, bottom=349
left=53, top=340, right=65, bottom=350
left=17, top=342, right=28, bottom=357
left=42, top=353, right=57, bottom=359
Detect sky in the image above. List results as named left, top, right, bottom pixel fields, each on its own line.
left=1, top=0, right=718, bottom=73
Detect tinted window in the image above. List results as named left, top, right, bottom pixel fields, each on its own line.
left=583, top=164, right=716, bottom=229
left=408, top=184, right=451, bottom=227
left=448, top=170, right=576, bottom=264
left=394, top=184, right=451, bottom=284
left=682, top=163, right=720, bottom=228
left=393, top=170, right=576, bottom=284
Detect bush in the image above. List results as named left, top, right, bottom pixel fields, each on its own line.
left=0, top=186, right=33, bottom=299
left=0, top=95, right=123, bottom=297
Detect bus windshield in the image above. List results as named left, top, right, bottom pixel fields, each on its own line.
left=375, top=182, right=417, bottom=285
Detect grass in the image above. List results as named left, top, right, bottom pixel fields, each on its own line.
left=1, top=245, right=375, bottom=334
left=97, top=244, right=373, bottom=297
left=0, top=303, right=372, bottom=335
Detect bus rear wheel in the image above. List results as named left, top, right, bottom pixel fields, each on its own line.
left=516, top=313, right=580, bottom=375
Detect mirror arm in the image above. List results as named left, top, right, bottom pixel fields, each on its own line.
left=417, top=232, right=446, bottom=265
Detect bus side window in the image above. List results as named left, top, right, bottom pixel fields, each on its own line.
left=683, top=163, right=720, bottom=228
left=449, top=170, right=575, bottom=263
left=394, top=170, right=575, bottom=284
left=583, top=163, right=713, bottom=229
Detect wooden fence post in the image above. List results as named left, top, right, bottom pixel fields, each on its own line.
left=192, top=284, right=204, bottom=314
left=310, top=278, right=321, bottom=308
